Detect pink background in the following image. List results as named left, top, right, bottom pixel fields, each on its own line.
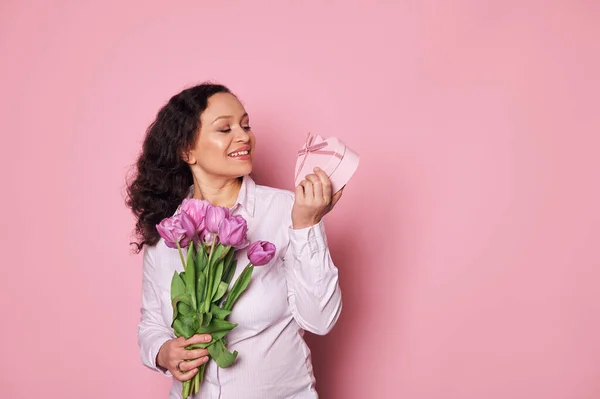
left=2, top=1, right=599, bottom=398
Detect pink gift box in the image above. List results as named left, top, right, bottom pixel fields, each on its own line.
left=294, top=133, right=360, bottom=194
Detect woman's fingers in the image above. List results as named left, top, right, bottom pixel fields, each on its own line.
left=305, top=174, right=323, bottom=203
left=300, top=179, right=314, bottom=201
left=182, top=334, right=212, bottom=347
left=158, top=336, right=213, bottom=382
left=173, top=355, right=210, bottom=382
left=182, top=348, right=209, bottom=360
left=312, top=168, right=332, bottom=203
left=331, top=186, right=344, bottom=208
left=292, top=168, right=342, bottom=229
left=178, top=356, right=210, bottom=372
left=295, top=181, right=305, bottom=201
left=176, top=364, right=199, bottom=381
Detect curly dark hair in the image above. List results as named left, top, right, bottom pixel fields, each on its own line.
left=125, top=82, right=232, bottom=252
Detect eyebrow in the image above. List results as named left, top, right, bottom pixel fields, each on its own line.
left=212, top=113, right=248, bottom=124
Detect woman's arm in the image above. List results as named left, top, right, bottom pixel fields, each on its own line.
left=138, top=247, right=175, bottom=375
left=283, top=167, right=344, bottom=335
left=283, top=220, right=342, bottom=335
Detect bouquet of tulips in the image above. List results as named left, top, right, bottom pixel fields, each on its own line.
left=156, top=198, right=276, bottom=398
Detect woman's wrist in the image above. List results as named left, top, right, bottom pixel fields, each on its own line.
left=156, top=342, right=167, bottom=369
left=292, top=217, right=320, bottom=230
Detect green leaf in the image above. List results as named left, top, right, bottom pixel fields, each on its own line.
left=172, top=294, right=193, bottom=320
left=222, top=261, right=237, bottom=285
left=223, top=245, right=236, bottom=269
left=185, top=245, right=197, bottom=310
left=172, top=317, right=196, bottom=339
left=173, top=294, right=193, bottom=307
left=210, top=303, right=232, bottom=320
left=212, top=281, right=228, bottom=303
left=186, top=242, right=196, bottom=269
left=177, top=301, right=192, bottom=316
left=221, top=247, right=236, bottom=285
left=186, top=328, right=231, bottom=349
left=196, top=273, right=206, bottom=304
left=211, top=261, right=224, bottom=300
left=223, top=265, right=254, bottom=311
left=202, top=245, right=229, bottom=312
left=170, top=272, right=186, bottom=302
left=207, top=339, right=238, bottom=368
left=196, top=317, right=237, bottom=334
left=204, top=254, right=215, bottom=312
left=195, top=244, right=208, bottom=273
left=201, top=311, right=213, bottom=328
left=210, top=244, right=230, bottom=267
left=179, top=314, right=199, bottom=338
left=171, top=318, right=183, bottom=336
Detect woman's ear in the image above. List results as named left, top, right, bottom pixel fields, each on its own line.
left=182, top=149, right=197, bottom=165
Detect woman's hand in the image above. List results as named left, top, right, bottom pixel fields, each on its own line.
left=292, top=167, right=344, bottom=230
left=156, top=334, right=212, bottom=381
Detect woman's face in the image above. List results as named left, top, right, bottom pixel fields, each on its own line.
left=186, top=92, right=255, bottom=181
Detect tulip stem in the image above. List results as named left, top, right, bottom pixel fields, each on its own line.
left=207, top=238, right=216, bottom=264
left=176, top=242, right=186, bottom=267
left=204, top=236, right=217, bottom=312
left=182, top=379, right=191, bottom=397
left=194, top=366, right=202, bottom=394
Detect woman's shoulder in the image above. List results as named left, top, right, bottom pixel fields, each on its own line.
left=141, top=236, right=176, bottom=264
left=141, top=238, right=163, bottom=262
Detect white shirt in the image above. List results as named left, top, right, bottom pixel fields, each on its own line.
left=138, top=175, right=342, bottom=398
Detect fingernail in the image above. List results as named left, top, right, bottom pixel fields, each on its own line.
left=204, top=335, right=212, bottom=342
left=202, top=356, right=209, bottom=362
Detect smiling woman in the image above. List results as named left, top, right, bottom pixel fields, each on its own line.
left=125, top=82, right=344, bottom=399
left=183, top=92, right=255, bottom=189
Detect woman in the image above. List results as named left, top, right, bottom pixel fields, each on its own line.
left=126, top=83, right=343, bottom=398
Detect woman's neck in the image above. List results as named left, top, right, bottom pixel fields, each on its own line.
left=192, top=176, right=242, bottom=208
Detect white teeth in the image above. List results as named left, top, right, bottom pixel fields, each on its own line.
left=229, top=150, right=249, bottom=157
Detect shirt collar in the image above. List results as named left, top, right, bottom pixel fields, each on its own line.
left=232, top=174, right=256, bottom=217
left=185, top=174, right=256, bottom=217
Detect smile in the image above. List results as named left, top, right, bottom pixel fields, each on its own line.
left=228, top=150, right=250, bottom=157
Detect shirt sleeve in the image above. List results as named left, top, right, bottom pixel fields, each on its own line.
left=283, top=220, right=343, bottom=335
left=138, top=246, right=175, bottom=376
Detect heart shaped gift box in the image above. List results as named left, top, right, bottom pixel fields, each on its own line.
left=294, top=133, right=360, bottom=194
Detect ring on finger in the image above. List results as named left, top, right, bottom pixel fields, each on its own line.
left=177, top=360, right=184, bottom=372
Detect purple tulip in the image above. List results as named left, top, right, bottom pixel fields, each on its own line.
left=156, top=214, right=191, bottom=249
left=247, top=241, right=276, bottom=266
left=205, top=205, right=230, bottom=234
left=179, top=211, right=197, bottom=242
left=218, top=215, right=249, bottom=248
left=201, top=229, right=218, bottom=245
left=180, top=198, right=209, bottom=232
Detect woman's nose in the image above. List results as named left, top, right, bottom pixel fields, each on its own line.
left=234, top=126, right=250, bottom=142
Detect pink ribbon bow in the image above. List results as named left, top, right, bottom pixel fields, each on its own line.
left=295, top=132, right=343, bottom=182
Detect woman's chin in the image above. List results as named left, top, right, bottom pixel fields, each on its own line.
left=232, top=164, right=252, bottom=177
